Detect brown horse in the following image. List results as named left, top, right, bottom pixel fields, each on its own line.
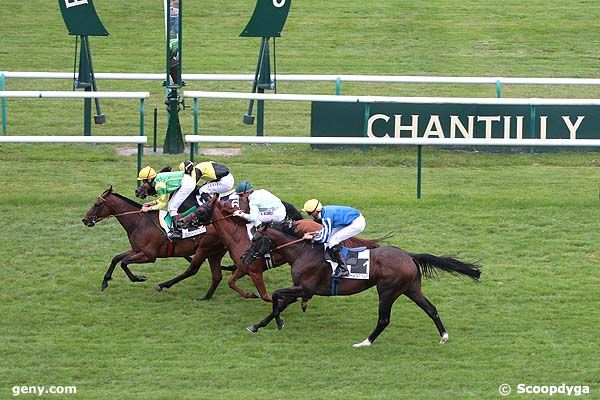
left=82, top=187, right=230, bottom=299
left=180, top=195, right=378, bottom=303
left=241, top=221, right=482, bottom=347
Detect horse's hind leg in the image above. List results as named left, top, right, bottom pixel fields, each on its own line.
left=354, top=284, right=406, bottom=348
left=102, top=250, right=133, bottom=291
left=199, top=254, right=224, bottom=300
left=405, top=281, right=448, bottom=344
left=248, top=271, right=272, bottom=302
left=154, top=256, right=207, bottom=292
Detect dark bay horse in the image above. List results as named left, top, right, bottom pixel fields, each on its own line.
left=180, top=195, right=377, bottom=303
left=241, top=221, right=482, bottom=347
left=82, top=187, right=229, bottom=299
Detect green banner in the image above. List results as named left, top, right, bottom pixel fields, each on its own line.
left=311, top=102, right=600, bottom=141
left=58, top=0, right=108, bottom=36
left=241, top=0, right=292, bottom=37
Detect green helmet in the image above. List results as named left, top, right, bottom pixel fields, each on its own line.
left=235, top=181, right=253, bottom=194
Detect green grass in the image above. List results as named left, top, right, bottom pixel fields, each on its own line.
left=2, top=1, right=600, bottom=399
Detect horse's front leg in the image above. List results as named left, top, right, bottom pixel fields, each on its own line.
left=119, top=251, right=154, bottom=283
left=247, top=286, right=304, bottom=333
left=248, top=270, right=272, bottom=302
left=102, top=250, right=134, bottom=291
left=228, top=268, right=259, bottom=299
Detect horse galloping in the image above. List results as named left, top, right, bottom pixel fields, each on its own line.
left=81, top=187, right=228, bottom=299
left=242, top=221, right=482, bottom=347
left=180, top=195, right=376, bottom=303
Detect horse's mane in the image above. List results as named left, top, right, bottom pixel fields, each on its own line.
left=112, top=191, right=142, bottom=209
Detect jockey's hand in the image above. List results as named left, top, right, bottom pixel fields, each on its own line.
left=141, top=204, right=153, bottom=213
left=303, top=233, right=314, bottom=241
left=232, top=210, right=245, bottom=218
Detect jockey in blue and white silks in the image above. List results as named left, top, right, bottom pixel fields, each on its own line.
left=302, top=199, right=366, bottom=278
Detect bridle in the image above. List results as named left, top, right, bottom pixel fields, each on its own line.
left=91, top=194, right=141, bottom=224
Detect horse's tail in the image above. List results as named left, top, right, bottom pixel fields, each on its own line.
left=282, top=200, right=303, bottom=221
left=410, top=253, right=481, bottom=281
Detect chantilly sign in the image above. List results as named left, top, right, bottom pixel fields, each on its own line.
left=311, top=101, right=600, bottom=142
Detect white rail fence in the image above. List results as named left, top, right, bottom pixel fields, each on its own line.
left=0, top=91, right=150, bottom=172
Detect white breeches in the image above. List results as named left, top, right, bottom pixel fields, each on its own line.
left=167, top=176, right=196, bottom=216
left=326, top=215, right=366, bottom=248
left=199, top=173, right=234, bottom=194
left=251, top=205, right=287, bottom=227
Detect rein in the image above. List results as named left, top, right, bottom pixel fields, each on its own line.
left=273, top=230, right=320, bottom=251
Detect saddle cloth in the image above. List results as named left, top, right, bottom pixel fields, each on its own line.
left=159, top=210, right=206, bottom=238
left=325, top=246, right=371, bottom=280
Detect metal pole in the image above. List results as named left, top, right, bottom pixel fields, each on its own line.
left=336, top=77, right=341, bottom=95
left=190, top=97, right=198, bottom=161
left=153, top=107, right=157, bottom=152
left=1, top=72, right=7, bottom=135
left=496, top=79, right=502, bottom=98
left=257, top=88, right=265, bottom=136
left=529, top=105, right=536, bottom=154
left=417, top=145, right=423, bottom=199
left=138, top=98, right=145, bottom=175
left=361, top=103, right=370, bottom=154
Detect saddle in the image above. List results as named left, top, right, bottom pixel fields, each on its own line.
left=159, top=208, right=206, bottom=239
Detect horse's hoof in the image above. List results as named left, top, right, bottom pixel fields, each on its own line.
left=101, top=282, right=108, bottom=291
left=246, top=325, right=258, bottom=333
left=198, top=296, right=211, bottom=301
left=300, top=302, right=308, bottom=312
left=439, top=332, right=449, bottom=344
left=353, top=338, right=372, bottom=348
left=137, top=275, right=148, bottom=282
left=276, top=319, right=285, bottom=330
left=153, top=284, right=163, bottom=292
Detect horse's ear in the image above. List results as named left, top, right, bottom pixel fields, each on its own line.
left=108, top=185, right=113, bottom=193
left=158, top=166, right=172, bottom=173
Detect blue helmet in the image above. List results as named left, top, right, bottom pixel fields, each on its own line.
left=235, top=181, right=253, bottom=194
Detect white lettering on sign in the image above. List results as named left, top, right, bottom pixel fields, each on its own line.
left=65, top=0, right=89, bottom=8
left=365, top=113, right=586, bottom=140
left=273, top=0, right=286, bottom=8
left=562, top=116, right=585, bottom=139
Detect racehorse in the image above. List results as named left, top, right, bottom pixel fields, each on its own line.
left=82, top=186, right=230, bottom=299
left=179, top=195, right=378, bottom=303
left=241, top=221, right=482, bottom=347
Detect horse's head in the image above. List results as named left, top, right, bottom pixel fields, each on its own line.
left=242, top=224, right=272, bottom=264
left=82, top=186, right=115, bottom=227
left=135, top=179, right=155, bottom=199
left=180, top=195, right=218, bottom=229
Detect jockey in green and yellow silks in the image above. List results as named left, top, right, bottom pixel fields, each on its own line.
left=137, top=161, right=196, bottom=239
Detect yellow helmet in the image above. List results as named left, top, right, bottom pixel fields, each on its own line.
left=137, top=166, right=157, bottom=181
left=302, top=199, right=322, bottom=213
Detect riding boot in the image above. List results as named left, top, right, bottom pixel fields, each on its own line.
left=168, top=215, right=183, bottom=239
left=331, top=244, right=350, bottom=278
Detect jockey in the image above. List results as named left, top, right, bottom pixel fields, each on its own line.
left=302, top=199, right=366, bottom=278
left=137, top=162, right=196, bottom=239
left=232, top=181, right=287, bottom=229
left=194, top=161, right=235, bottom=203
